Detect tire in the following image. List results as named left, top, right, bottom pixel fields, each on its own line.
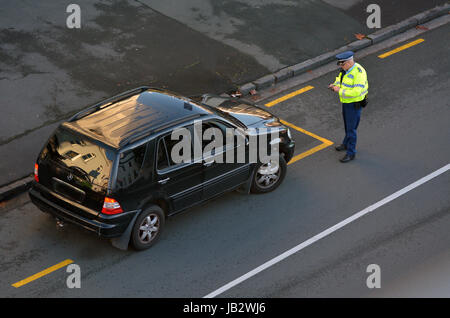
left=250, top=155, right=287, bottom=194
left=131, top=205, right=165, bottom=251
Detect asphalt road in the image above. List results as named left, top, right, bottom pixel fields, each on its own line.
left=1, top=0, right=448, bottom=186
left=0, top=21, right=448, bottom=299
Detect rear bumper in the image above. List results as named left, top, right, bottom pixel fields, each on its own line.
left=29, top=185, right=138, bottom=238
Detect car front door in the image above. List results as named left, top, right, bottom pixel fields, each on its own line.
left=199, top=120, right=250, bottom=200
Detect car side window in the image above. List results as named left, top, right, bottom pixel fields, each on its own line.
left=157, top=125, right=195, bottom=171
left=157, top=138, right=170, bottom=170
left=201, top=120, right=236, bottom=153
left=116, top=143, right=147, bottom=190
left=165, top=134, right=186, bottom=166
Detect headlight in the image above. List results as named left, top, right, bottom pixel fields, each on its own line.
left=287, top=128, right=292, bottom=139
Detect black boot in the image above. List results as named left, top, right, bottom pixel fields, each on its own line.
left=335, top=144, right=347, bottom=151
left=340, top=154, right=355, bottom=163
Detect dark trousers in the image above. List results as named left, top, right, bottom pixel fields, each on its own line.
left=342, top=102, right=362, bottom=156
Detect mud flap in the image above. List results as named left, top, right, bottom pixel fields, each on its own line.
left=236, top=166, right=256, bottom=194
left=110, top=213, right=139, bottom=251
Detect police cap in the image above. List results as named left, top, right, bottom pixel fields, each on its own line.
left=336, top=51, right=354, bottom=64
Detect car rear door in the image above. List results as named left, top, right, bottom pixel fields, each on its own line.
left=155, top=128, right=204, bottom=213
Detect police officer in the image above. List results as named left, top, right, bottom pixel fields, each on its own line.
left=328, top=51, right=368, bottom=163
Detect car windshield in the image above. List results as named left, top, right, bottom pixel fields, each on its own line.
left=200, top=102, right=247, bottom=129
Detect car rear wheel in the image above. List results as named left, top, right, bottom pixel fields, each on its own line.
left=251, top=155, right=287, bottom=194
left=131, top=205, right=165, bottom=250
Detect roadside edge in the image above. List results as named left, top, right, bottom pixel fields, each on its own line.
left=237, top=3, right=450, bottom=96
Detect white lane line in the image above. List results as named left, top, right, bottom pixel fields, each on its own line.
left=204, top=163, right=450, bottom=298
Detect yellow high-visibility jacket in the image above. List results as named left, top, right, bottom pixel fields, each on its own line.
left=333, top=62, right=368, bottom=103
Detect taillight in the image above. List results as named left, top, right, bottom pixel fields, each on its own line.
left=101, top=197, right=123, bottom=215
left=34, top=163, right=39, bottom=182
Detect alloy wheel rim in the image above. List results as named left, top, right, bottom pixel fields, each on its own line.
left=138, top=214, right=160, bottom=244
left=256, top=160, right=281, bottom=189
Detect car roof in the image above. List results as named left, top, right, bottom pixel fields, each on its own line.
left=63, top=88, right=212, bottom=148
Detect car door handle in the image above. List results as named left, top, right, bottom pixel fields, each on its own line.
left=158, top=177, right=170, bottom=184
left=203, top=161, right=214, bottom=167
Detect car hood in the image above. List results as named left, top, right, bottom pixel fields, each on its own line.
left=202, top=96, right=277, bottom=127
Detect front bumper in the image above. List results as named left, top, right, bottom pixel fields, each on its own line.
left=29, top=185, right=138, bottom=238
left=281, top=140, right=295, bottom=163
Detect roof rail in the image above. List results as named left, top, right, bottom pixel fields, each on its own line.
left=119, top=113, right=205, bottom=147
left=68, top=86, right=151, bottom=122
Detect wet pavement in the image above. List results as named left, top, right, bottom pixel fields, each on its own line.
left=0, top=0, right=448, bottom=185
left=0, top=21, right=448, bottom=298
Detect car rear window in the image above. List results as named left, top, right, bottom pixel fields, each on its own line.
left=115, top=143, right=147, bottom=190
left=42, top=127, right=115, bottom=188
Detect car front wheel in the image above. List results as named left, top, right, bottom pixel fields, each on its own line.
left=250, top=155, right=287, bottom=194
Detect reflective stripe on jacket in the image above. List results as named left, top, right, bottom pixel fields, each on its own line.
left=333, top=63, right=368, bottom=103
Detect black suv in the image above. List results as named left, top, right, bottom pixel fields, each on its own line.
left=29, top=87, right=295, bottom=250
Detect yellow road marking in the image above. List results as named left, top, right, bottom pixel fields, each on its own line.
left=281, top=119, right=332, bottom=145
left=280, top=119, right=333, bottom=165
left=378, top=38, right=425, bottom=59
left=262, top=80, right=332, bottom=164
left=12, top=259, right=74, bottom=288
left=265, top=85, right=314, bottom=107
left=288, top=142, right=331, bottom=165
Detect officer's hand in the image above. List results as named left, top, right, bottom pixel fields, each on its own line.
left=332, top=85, right=340, bottom=93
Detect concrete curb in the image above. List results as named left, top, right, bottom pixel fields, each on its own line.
left=237, top=3, right=450, bottom=96
left=0, top=175, right=33, bottom=203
